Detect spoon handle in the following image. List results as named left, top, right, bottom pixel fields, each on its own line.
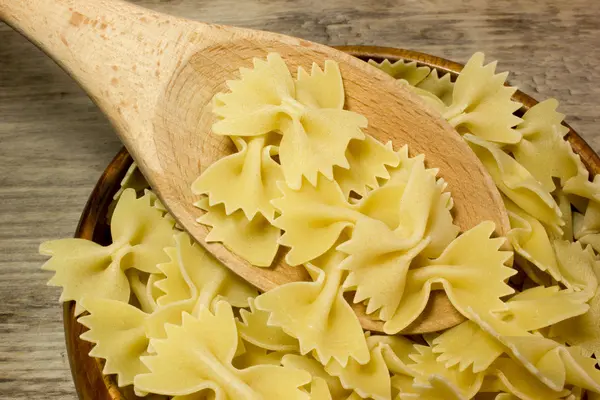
left=0, top=0, right=209, bottom=158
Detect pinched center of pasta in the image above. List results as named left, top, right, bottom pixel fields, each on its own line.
left=279, top=95, right=307, bottom=120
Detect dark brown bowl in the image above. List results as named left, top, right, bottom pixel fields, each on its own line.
left=63, top=46, right=600, bottom=400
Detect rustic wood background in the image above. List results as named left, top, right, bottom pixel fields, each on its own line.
left=1, top=0, right=599, bottom=398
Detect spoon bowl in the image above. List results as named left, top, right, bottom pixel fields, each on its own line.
left=1, top=0, right=509, bottom=332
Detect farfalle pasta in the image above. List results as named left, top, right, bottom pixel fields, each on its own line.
left=40, top=50, right=600, bottom=400
left=41, top=188, right=175, bottom=314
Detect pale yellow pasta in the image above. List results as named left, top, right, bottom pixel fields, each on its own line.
left=325, top=335, right=392, bottom=400
left=470, top=310, right=600, bottom=394
left=512, top=99, right=575, bottom=192
left=499, top=286, right=590, bottom=331
left=333, top=134, right=400, bottom=198
left=113, top=162, right=149, bottom=200
left=406, top=344, right=485, bottom=399
left=212, top=53, right=366, bottom=190
left=155, top=232, right=256, bottom=309
left=550, top=257, right=600, bottom=357
left=231, top=341, right=288, bottom=369
left=191, top=135, right=283, bottom=222
left=384, top=222, right=514, bottom=334
left=272, top=176, right=360, bottom=266
left=563, top=156, right=600, bottom=203
left=431, top=320, right=504, bottom=373
left=482, top=357, right=570, bottom=400
left=339, top=217, right=430, bottom=321
left=443, top=52, right=523, bottom=144
left=254, top=250, right=370, bottom=366
left=127, top=269, right=157, bottom=313
left=416, top=69, right=454, bottom=106
left=41, top=188, right=175, bottom=314
left=281, top=354, right=351, bottom=399
left=505, top=199, right=564, bottom=282
left=367, top=58, right=431, bottom=85
left=340, top=157, right=458, bottom=321
left=406, top=82, right=448, bottom=114
left=465, top=134, right=563, bottom=231
left=195, top=197, right=280, bottom=267
left=552, top=240, right=598, bottom=293
left=134, top=302, right=312, bottom=399
left=78, top=297, right=150, bottom=387
left=309, top=378, right=334, bottom=400
left=555, top=188, right=574, bottom=241
left=236, top=298, right=298, bottom=352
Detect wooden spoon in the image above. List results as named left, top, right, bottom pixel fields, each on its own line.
left=0, top=0, right=509, bottom=333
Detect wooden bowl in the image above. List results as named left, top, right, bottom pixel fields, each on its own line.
left=63, top=46, right=600, bottom=400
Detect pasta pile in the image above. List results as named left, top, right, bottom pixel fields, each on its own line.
left=40, top=52, right=600, bottom=400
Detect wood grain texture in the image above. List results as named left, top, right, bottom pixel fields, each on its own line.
left=1, top=0, right=599, bottom=399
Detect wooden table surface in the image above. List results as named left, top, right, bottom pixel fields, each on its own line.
left=1, top=0, right=599, bottom=398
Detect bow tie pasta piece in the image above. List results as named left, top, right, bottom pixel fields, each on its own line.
left=325, top=335, right=393, bottom=400
left=254, top=250, right=370, bottom=366
left=552, top=240, right=599, bottom=293
left=40, top=189, right=175, bottom=314
left=575, top=198, right=600, bottom=240
left=333, top=135, right=400, bottom=199
left=154, top=232, right=256, bottom=310
left=431, top=321, right=504, bottom=373
left=354, top=146, right=458, bottom=256
left=367, top=59, right=431, bottom=86
left=512, top=99, right=576, bottom=192
left=78, top=298, right=150, bottom=387
left=212, top=53, right=294, bottom=136
left=295, top=60, right=345, bottom=109
left=405, top=344, right=485, bottom=399
left=282, top=354, right=350, bottom=399
left=282, top=354, right=351, bottom=399
left=405, top=83, right=448, bottom=114
left=495, top=286, right=590, bottom=332
left=212, top=53, right=367, bottom=190
left=232, top=341, right=289, bottom=370
left=563, top=155, right=600, bottom=203
left=443, top=52, right=522, bottom=144
left=145, top=232, right=257, bottom=341
left=135, top=302, right=312, bottom=399
left=273, top=176, right=362, bottom=266
left=415, top=69, right=455, bottom=106
left=384, top=221, right=515, bottom=334
left=366, top=335, right=417, bottom=378
left=308, top=378, right=333, bottom=400
left=192, top=135, right=283, bottom=221
left=340, top=158, right=459, bottom=321
left=339, top=217, right=430, bottom=321
left=113, top=162, right=150, bottom=201
left=484, top=357, right=571, bottom=400
left=195, top=197, right=280, bottom=267
left=550, top=252, right=600, bottom=358
left=499, top=336, right=600, bottom=394
left=236, top=298, right=298, bottom=352
left=470, top=310, right=600, bottom=394
left=465, top=134, right=563, bottom=231
left=278, top=106, right=366, bottom=189
left=111, top=189, right=177, bottom=273
left=505, top=199, right=565, bottom=283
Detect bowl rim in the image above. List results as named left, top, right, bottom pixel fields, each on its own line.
left=63, top=45, right=600, bottom=400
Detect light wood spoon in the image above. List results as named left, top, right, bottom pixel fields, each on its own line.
left=0, top=0, right=509, bottom=333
